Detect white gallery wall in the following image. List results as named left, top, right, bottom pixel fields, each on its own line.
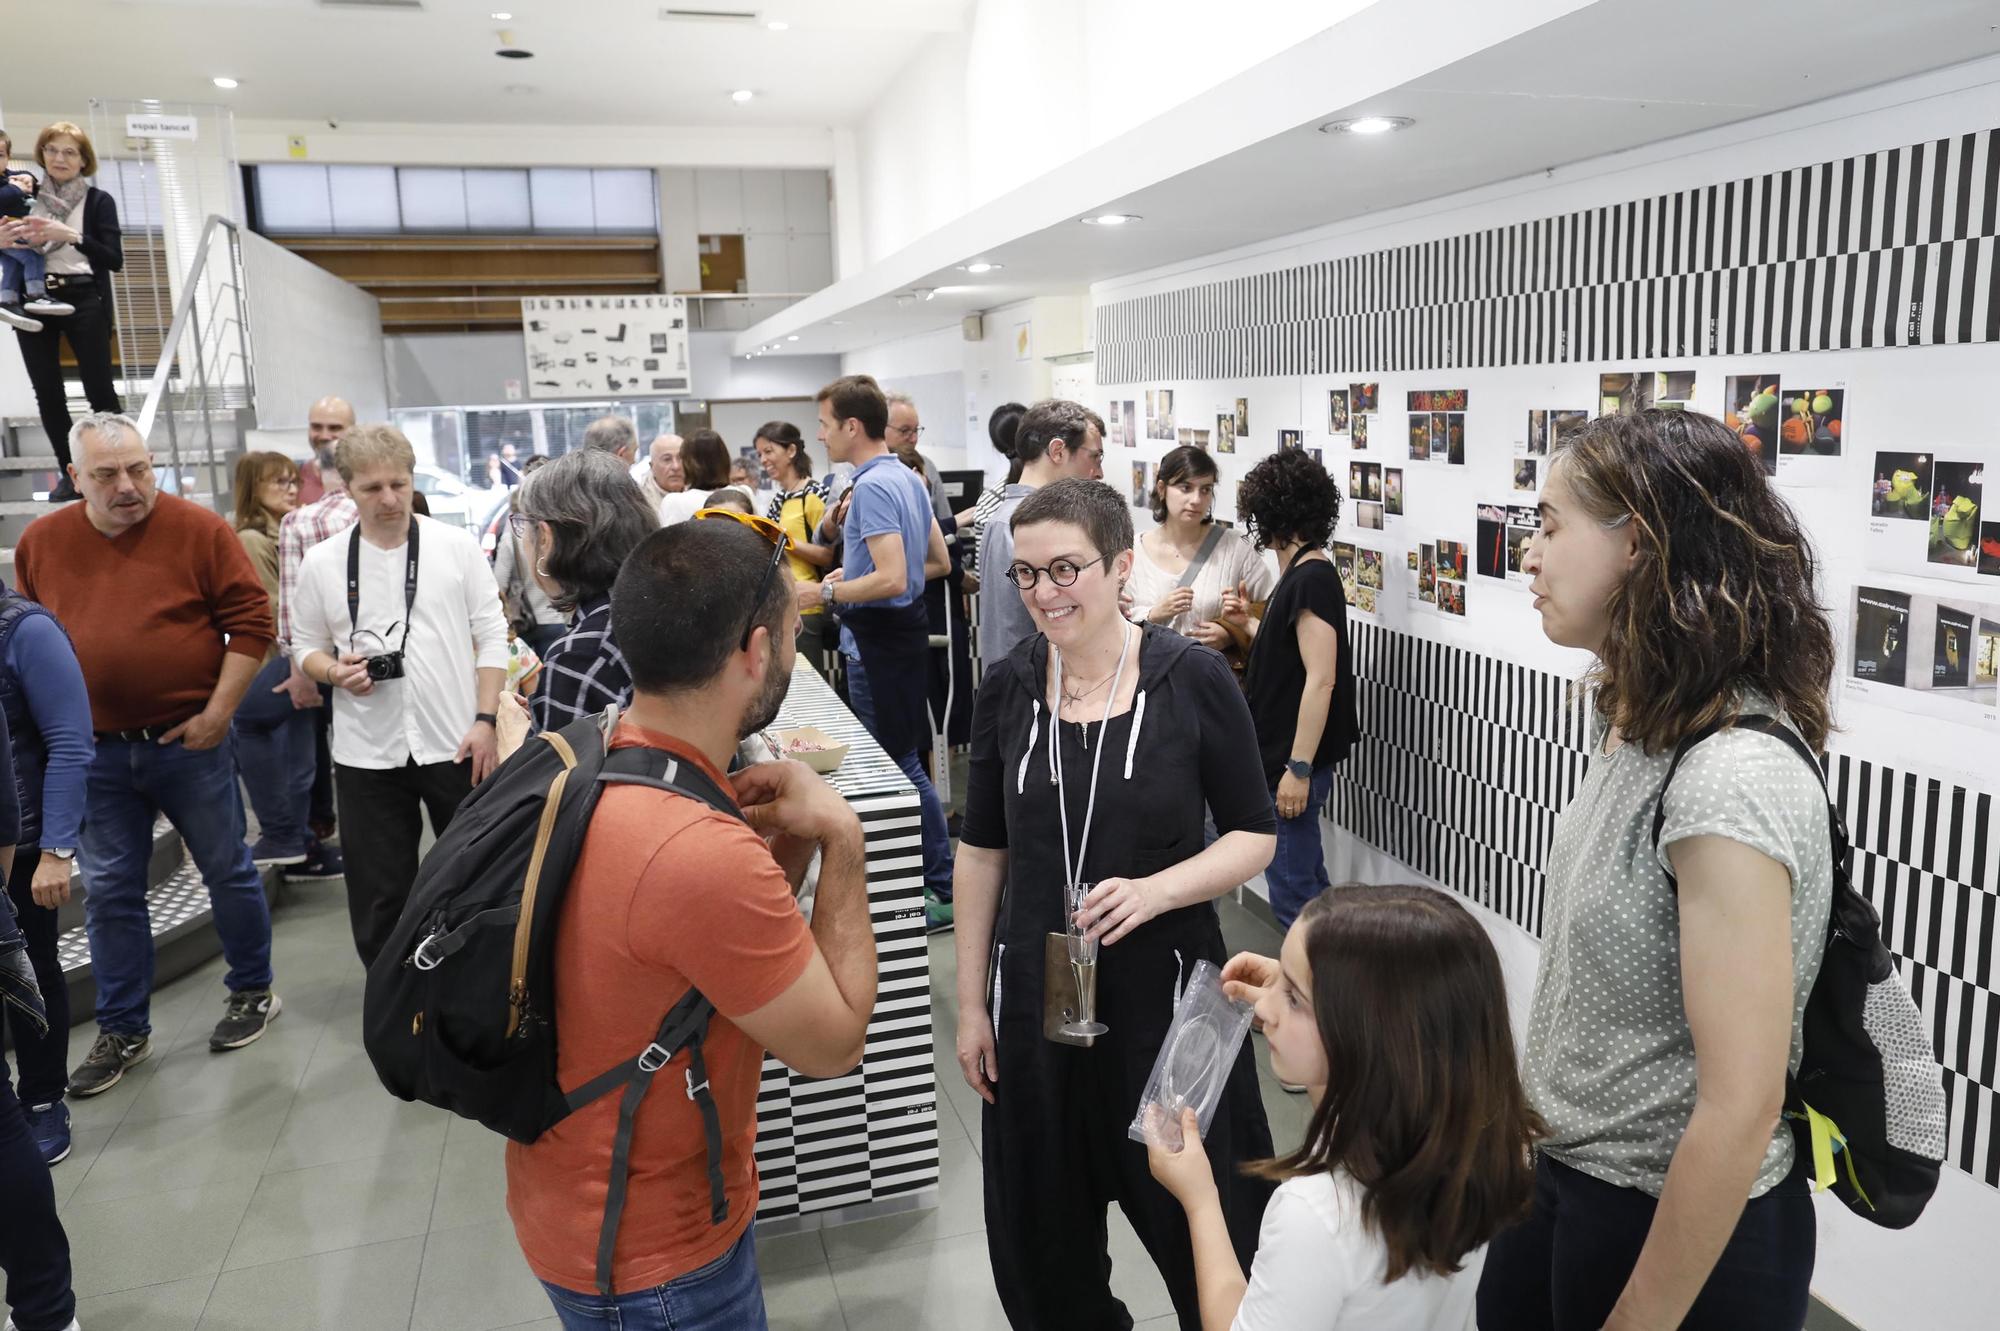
left=1083, top=58, right=2000, bottom=1331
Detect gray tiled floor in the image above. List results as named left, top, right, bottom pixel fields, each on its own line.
left=41, top=877, right=1300, bottom=1330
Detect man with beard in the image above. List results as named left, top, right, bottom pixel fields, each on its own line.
left=507, top=517, right=877, bottom=1325
left=295, top=394, right=354, bottom=506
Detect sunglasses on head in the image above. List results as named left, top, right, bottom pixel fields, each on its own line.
left=695, top=507, right=794, bottom=651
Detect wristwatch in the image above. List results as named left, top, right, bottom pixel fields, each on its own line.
left=47, top=847, right=75, bottom=861
left=1285, top=758, right=1312, bottom=781
left=821, top=580, right=837, bottom=608
left=475, top=712, right=498, bottom=727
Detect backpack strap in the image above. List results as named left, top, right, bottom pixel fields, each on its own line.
left=561, top=742, right=748, bottom=1296
left=1650, top=714, right=1842, bottom=890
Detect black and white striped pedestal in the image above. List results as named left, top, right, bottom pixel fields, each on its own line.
left=753, top=661, right=940, bottom=1230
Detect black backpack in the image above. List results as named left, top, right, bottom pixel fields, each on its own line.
left=1653, top=715, right=1947, bottom=1228
left=363, top=709, right=735, bottom=1294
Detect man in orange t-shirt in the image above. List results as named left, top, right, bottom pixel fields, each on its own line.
left=506, top=515, right=877, bottom=1329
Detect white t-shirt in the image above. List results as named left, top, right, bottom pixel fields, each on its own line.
left=1127, top=525, right=1276, bottom=634
left=1233, top=1172, right=1481, bottom=1331
left=290, top=515, right=510, bottom=770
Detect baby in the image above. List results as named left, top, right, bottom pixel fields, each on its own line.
left=0, top=129, right=74, bottom=332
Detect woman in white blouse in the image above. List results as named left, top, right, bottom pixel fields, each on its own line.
left=1128, top=445, right=1275, bottom=652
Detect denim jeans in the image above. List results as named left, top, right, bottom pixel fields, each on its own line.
left=1264, top=765, right=1334, bottom=931
left=0, top=1072, right=75, bottom=1331
left=846, top=650, right=954, bottom=899
left=0, top=246, right=48, bottom=301
left=2, top=843, right=68, bottom=1107
left=79, top=737, right=275, bottom=1036
left=232, top=655, right=316, bottom=855
left=538, top=1225, right=768, bottom=1331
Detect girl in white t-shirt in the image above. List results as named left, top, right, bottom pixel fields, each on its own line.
left=1145, top=884, right=1543, bottom=1331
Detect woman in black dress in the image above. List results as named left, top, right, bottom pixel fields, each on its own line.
left=953, top=478, right=1279, bottom=1330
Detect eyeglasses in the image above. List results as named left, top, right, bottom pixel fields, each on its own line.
left=890, top=424, right=926, bottom=439
left=1004, top=552, right=1113, bottom=590
left=42, top=146, right=81, bottom=160
left=695, top=508, right=797, bottom=649
left=506, top=512, right=537, bottom=540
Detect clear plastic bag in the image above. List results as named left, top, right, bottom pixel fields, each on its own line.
left=1127, top=959, right=1255, bottom=1151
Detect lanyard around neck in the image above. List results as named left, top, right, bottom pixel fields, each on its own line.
left=347, top=518, right=420, bottom=655
left=1048, top=622, right=1135, bottom=889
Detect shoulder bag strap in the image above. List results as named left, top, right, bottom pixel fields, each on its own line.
left=1175, top=524, right=1227, bottom=591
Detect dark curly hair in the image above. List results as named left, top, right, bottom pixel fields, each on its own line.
left=1553, top=409, right=1834, bottom=754
left=1151, top=445, right=1219, bottom=525
left=1236, top=448, right=1340, bottom=552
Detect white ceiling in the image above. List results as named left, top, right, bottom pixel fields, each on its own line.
left=0, top=0, right=967, bottom=127
left=738, top=0, right=2000, bottom=358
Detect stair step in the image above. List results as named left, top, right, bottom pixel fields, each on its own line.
left=0, top=453, right=236, bottom=471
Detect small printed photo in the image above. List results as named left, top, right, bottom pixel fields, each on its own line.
left=1513, top=457, right=1539, bottom=493
left=1235, top=398, right=1251, bottom=437
left=1407, top=550, right=1420, bottom=572
left=1507, top=525, right=1534, bottom=575
left=1354, top=586, right=1378, bottom=614
left=1445, top=413, right=1466, bottom=466
left=1418, top=544, right=1437, bottom=602
left=1933, top=604, right=1976, bottom=690
left=1307, top=446, right=1323, bottom=465
left=1358, top=548, right=1384, bottom=590
left=1112, top=400, right=1138, bottom=448
left=1408, top=414, right=1431, bottom=461
left=1350, top=382, right=1380, bottom=414
left=1130, top=461, right=1150, bottom=509
left=1982, top=522, right=2000, bottom=577
left=1526, top=409, right=1548, bottom=457
left=1215, top=413, right=1238, bottom=454
left=1476, top=504, right=1506, bottom=580
left=1333, top=542, right=1357, bottom=597
left=1347, top=461, right=1382, bottom=502
left=1357, top=502, right=1385, bottom=530
left=1435, top=539, right=1468, bottom=582
left=1352, top=413, right=1370, bottom=448
left=1328, top=390, right=1350, bottom=435
left=1781, top=387, right=1845, bottom=457
left=1408, top=388, right=1469, bottom=413
left=1927, top=461, right=1984, bottom=569
left=1279, top=429, right=1304, bottom=451
left=1653, top=370, right=1698, bottom=406
left=1723, top=375, right=1782, bottom=475
left=1871, top=451, right=1933, bottom=521
left=1437, top=580, right=1466, bottom=616
left=1851, top=588, right=1912, bottom=683
left=1551, top=410, right=1589, bottom=446
left=1149, top=388, right=1176, bottom=440
left=1599, top=371, right=1653, bottom=417
left=1384, top=468, right=1404, bottom=516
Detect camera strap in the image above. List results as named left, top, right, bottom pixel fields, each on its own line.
left=347, top=517, right=420, bottom=655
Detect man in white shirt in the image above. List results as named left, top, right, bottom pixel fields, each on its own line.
left=290, top=424, right=510, bottom=966
left=634, top=432, right=682, bottom=509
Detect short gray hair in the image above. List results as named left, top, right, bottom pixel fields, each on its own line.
left=885, top=391, right=916, bottom=409
left=518, top=448, right=659, bottom=611
left=581, top=415, right=638, bottom=458
left=69, top=411, right=143, bottom=456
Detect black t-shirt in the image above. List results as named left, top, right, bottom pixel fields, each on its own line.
left=1241, top=555, right=1358, bottom=786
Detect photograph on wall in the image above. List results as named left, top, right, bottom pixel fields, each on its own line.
left=1333, top=542, right=1358, bottom=602
left=1506, top=504, right=1542, bottom=584
left=1354, top=586, right=1378, bottom=614
left=1279, top=429, right=1304, bottom=451
left=1599, top=371, right=1653, bottom=416
left=1407, top=414, right=1431, bottom=461
left=1526, top=409, right=1548, bottom=457
left=1653, top=370, right=1697, bottom=407
left=1934, top=604, right=1975, bottom=689
left=1418, top=544, right=1437, bottom=603
left=1436, top=539, right=1468, bottom=583
left=1108, top=399, right=1125, bottom=448
left=1408, top=389, right=1469, bottom=413
left=1723, top=375, right=1783, bottom=476
left=1352, top=413, right=1370, bottom=449
left=1235, top=398, right=1251, bottom=436
left=1147, top=388, right=1176, bottom=440
left=1475, top=504, right=1507, bottom=580
left=1177, top=427, right=1212, bottom=449
left=1850, top=587, right=1912, bottom=683
left=1385, top=468, right=1404, bottom=516
left=1356, top=502, right=1384, bottom=530
left=1781, top=387, right=1844, bottom=457
left=1551, top=410, right=1588, bottom=446
left=1513, top=457, right=1539, bottom=493
left=1442, top=413, right=1466, bottom=465
left=1983, top=523, right=2000, bottom=577
left=1307, top=446, right=1323, bottom=465
left=1870, top=451, right=1933, bottom=520
left=1348, top=461, right=1382, bottom=503
left=1130, top=461, right=1150, bottom=509
left=1358, top=547, right=1384, bottom=591
left=1926, top=462, right=1983, bottom=569
left=1328, top=389, right=1350, bottom=435
left=1215, top=412, right=1238, bottom=454
left=1110, top=399, right=1137, bottom=448
left=1351, top=382, right=1380, bottom=414
left=1437, top=581, right=1467, bottom=616
left=522, top=294, right=689, bottom=398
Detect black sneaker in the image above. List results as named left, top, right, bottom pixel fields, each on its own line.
left=283, top=841, right=344, bottom=882
left=68, top=1031, right=151, bottom=1097
left=48, top=476, right=80, bottom=504
left=210, top=989, right=281, bottom=1051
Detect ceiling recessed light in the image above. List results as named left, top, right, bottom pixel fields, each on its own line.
left=1081, top=213, right=1141, bottom=227
left=765, top=19, right=790, bottom=31
left=786, top=334, right=799, bottom=341
left=490, top=10, right=513, bottom=19
left=212, top=77, right=239, bottom=89
left=960, top=261, right=1003, bottom=274
left=731, top=88, right=755, bottom=103
left=1319, top=115, right=1414, bottom=136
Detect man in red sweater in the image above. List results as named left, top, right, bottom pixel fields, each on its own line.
left=15, top=412, right=283, bottom=1098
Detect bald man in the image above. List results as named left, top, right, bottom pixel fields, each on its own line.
left=296, top=395, right=355, bottom=506
left=635, top=433, right=683, bottom=509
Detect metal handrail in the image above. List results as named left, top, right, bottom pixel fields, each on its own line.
left=133, top=214, right=255, bottom=510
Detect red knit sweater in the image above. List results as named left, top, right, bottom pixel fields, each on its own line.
left=15, top=493, right=275, bottom=732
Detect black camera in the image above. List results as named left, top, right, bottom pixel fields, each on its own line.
left=363, top=650, right=406, bottom=682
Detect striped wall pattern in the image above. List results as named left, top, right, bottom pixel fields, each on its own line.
left=1330, top=620, right=2000, bottom=1187
left=1096, top=128, right=2000, bottom=382
left=753, top=663, right=938, bottom=1221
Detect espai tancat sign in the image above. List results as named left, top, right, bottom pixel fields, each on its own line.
left=125, top=114, right=198, bottom=141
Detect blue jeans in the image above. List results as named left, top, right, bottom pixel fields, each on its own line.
left=846, top=650, right=954, bottom=899
left=79, top=737, right=275, bottom=1036
left=232, top=655, right=316, bottom=855
left=0, top=247, right=47, bottom=302
left=1264, top=765, right=1334, bottom=931
left=539, top=1225, right=768, bottom=1331
left=0, top=1072, right=75, bottom=1331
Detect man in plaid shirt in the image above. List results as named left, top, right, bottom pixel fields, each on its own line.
left=275, top=446, right=358, bottom=880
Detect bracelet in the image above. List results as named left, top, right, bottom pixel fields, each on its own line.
left=475, top=712, right=498, bottom=727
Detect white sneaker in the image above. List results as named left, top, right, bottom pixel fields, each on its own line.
left=0, top=304, right=43, bottom=332
left=5, top=1318, right=83, bottom=1329
left=23, top=296, right=74, bottom=317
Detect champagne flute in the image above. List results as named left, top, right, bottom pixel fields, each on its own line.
left=1063, top=881, right=1108, bottom=1038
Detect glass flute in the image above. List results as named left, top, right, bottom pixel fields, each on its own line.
left=1063, top=881, right=1108, bottom=1038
